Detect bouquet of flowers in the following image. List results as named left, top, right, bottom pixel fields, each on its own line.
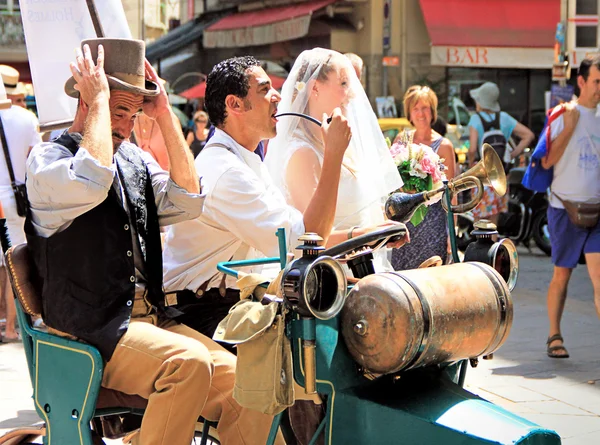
left=389, top=131, right=447, bottom=226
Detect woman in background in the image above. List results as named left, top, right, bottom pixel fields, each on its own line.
left=186, top=110, right=210, bottom=158
left=391, top=85, right=456, bottom=270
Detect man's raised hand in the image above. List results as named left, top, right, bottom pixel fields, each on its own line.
left=70, top=44, right=110, bottom=106
left=142, top=59, right=170, bottom=120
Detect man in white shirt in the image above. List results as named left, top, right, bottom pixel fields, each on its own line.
left=163, top=56, right=357, bottom=338
left=542, top=54, right=600, bottom=359
left=0, top=65, right=41, bottom=342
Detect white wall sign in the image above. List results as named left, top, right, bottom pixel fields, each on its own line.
left=19, top=0, right=132, bottom=129
left=431, top=46, right=554, bottom=69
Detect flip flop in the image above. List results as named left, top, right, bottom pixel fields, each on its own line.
left=547, top=333, right=569, bottom=358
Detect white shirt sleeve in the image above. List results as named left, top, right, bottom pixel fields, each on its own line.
left=26, top=143, right=115, bottom=237
left=138, top=149, right=205, bottom=227
left=208, top=165, right=305, bottom=258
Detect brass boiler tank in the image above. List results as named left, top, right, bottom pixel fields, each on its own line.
left=341, top=262, right=513, bottom=375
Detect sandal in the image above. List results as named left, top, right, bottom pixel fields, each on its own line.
left=547, top=334, right=569, bottom=359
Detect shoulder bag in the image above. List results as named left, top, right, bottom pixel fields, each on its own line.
left=522, top=105, right=566, bottom=192
left=0, top=115, right=29, bottom=217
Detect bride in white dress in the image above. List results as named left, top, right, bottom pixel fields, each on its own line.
left=265, top=48, right=403, bottom=254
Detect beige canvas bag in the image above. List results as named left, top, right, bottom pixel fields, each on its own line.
left=213, top=273, right=294, bottom=415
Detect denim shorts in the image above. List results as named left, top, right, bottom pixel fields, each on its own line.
left=548, top=206, right=600, bottom=268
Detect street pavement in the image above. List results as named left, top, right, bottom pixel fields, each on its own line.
left=1, top=246, right=600, bottom=444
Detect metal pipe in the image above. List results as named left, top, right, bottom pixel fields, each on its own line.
left=141, top=0, right=146, bottom=41
left=400, top=0, right=407, bottom=94
left=85, top=0, right=105, bottom=37
left=303, top=338, right=317, bottom=394
left=445, top=181, right=460, bottom=263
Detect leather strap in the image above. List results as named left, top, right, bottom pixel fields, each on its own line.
left=0, top=115, right=17, bottom=188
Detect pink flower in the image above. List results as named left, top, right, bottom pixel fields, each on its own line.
left=389, top=142, right=404, bottom=159
left=419, top=155, right=435, bottom=175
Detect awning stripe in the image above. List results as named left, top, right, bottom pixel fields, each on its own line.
left=204, top=0, right=336, bottom=48
left=419, top=0, right=560, bottom=48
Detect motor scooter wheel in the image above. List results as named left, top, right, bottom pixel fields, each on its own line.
left=532, top=210, right=551, bottom=256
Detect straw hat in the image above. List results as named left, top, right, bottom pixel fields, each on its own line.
left=469, top=82, right=501, bottom=112
left=0, top=64, right=22, bottom=96
left=0, top=80, right=11, bottom=110
left=64, top=38, right=160, bottom=98
left=12, top=82, right=28, bottom=97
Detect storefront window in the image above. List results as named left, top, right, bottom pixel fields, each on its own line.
left=446, top=67, right=550, bottom=135
left=576, top=0, right=597, bottom=15
left=576, top=26, right=598, bottom=47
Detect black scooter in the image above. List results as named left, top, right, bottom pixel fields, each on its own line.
left=456, top=167, right=551, bottom=255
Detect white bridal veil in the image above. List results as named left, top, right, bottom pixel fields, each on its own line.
left=265, top=48, right=402, bottom=230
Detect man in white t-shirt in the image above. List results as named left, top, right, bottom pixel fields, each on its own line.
left=542, top=54, right=600, bottom=358
left=0, top=65, right=41, bottom=342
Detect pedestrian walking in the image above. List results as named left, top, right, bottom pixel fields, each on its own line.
left=0, top=64, right=41, bottom=343
left=467, top=82, right=534, bottom=227
left=542, top=54, right=600, bottom=358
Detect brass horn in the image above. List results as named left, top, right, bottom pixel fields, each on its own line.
left=385, top=144, right=507, bottom=220
left=439, top=143, right=507, bottom=213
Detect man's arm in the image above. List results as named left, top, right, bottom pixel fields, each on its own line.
left=468, top=126, right=479, bottom=167
left=139, top=149, right=204, bottom=227
left=71, top=44, right=113, bottom=167
left=510, top=122, right=535, bottom=159
left=27, top=143, right=115, bottom=236
left=142, top=60, right=199, bottom=194
left=541, top=104, right=579, bottom=169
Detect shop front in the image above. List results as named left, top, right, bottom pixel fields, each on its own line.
left=201, top=0, right=356, bottom=75
left=419, top=0, right=560, bottom=135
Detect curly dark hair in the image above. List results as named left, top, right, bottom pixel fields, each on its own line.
left=579, top=53, right=600, bottom=81
left=205, top=56, right=261, bottom=127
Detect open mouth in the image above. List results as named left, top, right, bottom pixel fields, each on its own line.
left=271, top=109, right=278, bottom=123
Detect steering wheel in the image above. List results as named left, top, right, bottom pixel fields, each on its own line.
left=321, top=224, right=407, bottom=263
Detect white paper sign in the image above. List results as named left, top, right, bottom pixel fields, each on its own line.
left=19, top=0, right=132, bottom=128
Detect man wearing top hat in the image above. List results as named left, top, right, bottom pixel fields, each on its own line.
left=24, top=38, right=282, bottom=445
left=0, top=65, right=41, bottom=343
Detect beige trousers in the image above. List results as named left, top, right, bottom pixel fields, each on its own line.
left=102, top=308, right=285, bottom=445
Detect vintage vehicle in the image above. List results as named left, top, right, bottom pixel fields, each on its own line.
left=214, top=145, right=557, bottom=445
left=0, top=145, right=559, bottom=445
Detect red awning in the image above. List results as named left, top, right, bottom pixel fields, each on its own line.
left=180, top=82, right=206, bottom=100
left=180, top=75, right=287, bottom=100
left=419, top=0, right=560, bottom=48
left=204, top=0, right=336, bottom=48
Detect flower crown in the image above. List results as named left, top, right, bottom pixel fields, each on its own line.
left=295, top=81, right=306, bottom=92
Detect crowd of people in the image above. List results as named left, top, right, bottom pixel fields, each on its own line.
left=0, top=34, right=599, bottom=444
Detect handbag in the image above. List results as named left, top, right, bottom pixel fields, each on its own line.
left=553, top=193, right=600, bottom=229
left=522, top=105, right=568, bottom=192
left=0, top=116, right=29, bottom=217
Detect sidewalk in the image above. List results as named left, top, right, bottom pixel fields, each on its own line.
left=1, top=249, right=600, bottom=443
left=465, top=288, right=600, bottom=444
